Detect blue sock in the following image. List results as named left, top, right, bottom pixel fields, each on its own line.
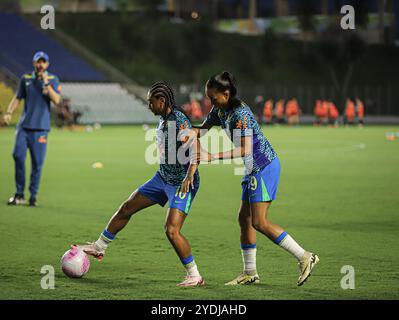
left=274, top=231, right=288, bottom=245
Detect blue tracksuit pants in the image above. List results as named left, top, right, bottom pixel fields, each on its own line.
left=12, top=128, right=48, bottom=199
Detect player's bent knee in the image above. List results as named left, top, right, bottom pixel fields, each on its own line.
left=252, top=217, right=269, bottom=231
left=164, top=224, right=180, bottom=240
left=252, top=221, right=262, bottom=231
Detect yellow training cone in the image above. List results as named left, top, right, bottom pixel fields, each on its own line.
left=92, top=162, right=104, bottom=169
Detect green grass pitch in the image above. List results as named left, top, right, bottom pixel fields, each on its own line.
left=1, top=125, right=399, bottom=300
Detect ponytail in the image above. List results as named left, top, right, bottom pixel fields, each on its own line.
left=220, top=71, right=237, bottom=97
left=206, top=71, right=241, bottom=108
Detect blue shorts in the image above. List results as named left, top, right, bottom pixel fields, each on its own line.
left=138, top=172, right=199, bottom=214
left=241, top=157, right=280, bottom=203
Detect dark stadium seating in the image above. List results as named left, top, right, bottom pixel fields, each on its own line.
left=0, top=13, right=107, bottom=81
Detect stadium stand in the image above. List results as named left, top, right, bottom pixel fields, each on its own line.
left=61, top=83, right=157, bottom=124
left=0, top=12, right=106, bottom=82
left=0, top=12, right=156, bottom=125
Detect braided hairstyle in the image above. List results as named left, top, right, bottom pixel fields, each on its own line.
left=148, top=81, right=176, bottom=117
left=148, top=81, right=190, bottom=128
left=206, top=71, right=241, bottom=109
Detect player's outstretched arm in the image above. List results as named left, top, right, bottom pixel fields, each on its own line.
left=202, top=136, right=252, bottom=161
left=192, top=120, right=213, bottom=136
left=183, top=121, right=214, bottom=147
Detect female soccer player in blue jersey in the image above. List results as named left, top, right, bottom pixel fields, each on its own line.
left=189, top=71, right=319, bottom=286
left=80, top=82, right=204, bottom=287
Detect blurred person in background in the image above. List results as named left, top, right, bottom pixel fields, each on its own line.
left=181, top=101, right=192, bottom=118
left=344, top=98, right=356, bottom=126
left=201, top=95, right=212, bottom=116
left=327, top=101, right=339, bottom=127
left=275, top=99, right=285, bottom=125
left=190, top=98, right=203, bottom=122
left=263, top=99, right=273, bottom=125
left=54, top=98, right=73, bottom=129
left=314, top=100, right=330, bottom=126
left=313, top=99, right=322, bottom=126
left=54, top=98, right=83, bottom=130
left=254, top=95, right=264, bottom=123
left=320, top=100, right=329, bottom=125
left=2, top=51, right=61, bottom=207
left=356, top=97, right=365, bottom=127
left=285, top=98, right=300, bottom=126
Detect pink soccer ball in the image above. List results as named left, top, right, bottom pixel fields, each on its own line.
left=61, top=246, right=90, bottom=278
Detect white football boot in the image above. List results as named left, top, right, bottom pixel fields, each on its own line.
left=225, top=273, right=260, bottom=285
left=297, top=251, right=319, bottom=286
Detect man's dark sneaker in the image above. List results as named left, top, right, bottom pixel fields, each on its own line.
left=29, top=198, right=37, bottom=207
left=7, top=194, right=27, bottom=205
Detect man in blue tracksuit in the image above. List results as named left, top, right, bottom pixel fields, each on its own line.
left=3, top=51, right=62, bottom=206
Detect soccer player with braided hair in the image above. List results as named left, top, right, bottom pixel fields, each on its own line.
left=79, top=82, right=205, bottom=287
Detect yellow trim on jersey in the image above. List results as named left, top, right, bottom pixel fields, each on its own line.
left=23, top=74, right=56, bottom=80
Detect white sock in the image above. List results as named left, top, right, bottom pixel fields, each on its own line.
left=95, top=229, right=115, bottom=251
left=94, top=238, right=109, bottom=251
left=182, top=254, right=200, bottom=277
left=185, top=261, right=200, bottom=277
left=276, top=232, right=305, bottom=260
left=241, top=245, right=257, bottom=275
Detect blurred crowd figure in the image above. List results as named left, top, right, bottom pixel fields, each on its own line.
left=183, top=94, right=365, bottom=128
left=257, top=96, right=301, bottom=126
left=314, top=97, right=364, bottom=127
left=314, top=99, right=336, bottom=126
left=345, top=97, right=364, bottom=126
left=54, top=98, right=82, bottom=129
left=182, top=95, right=212, bottom=122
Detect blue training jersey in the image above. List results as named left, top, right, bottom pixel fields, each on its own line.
left=204, top=102, right=277, bottom=176
left=157, top=109, right=199, bottom=186
left=16, top=71, right=61, bottom=131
